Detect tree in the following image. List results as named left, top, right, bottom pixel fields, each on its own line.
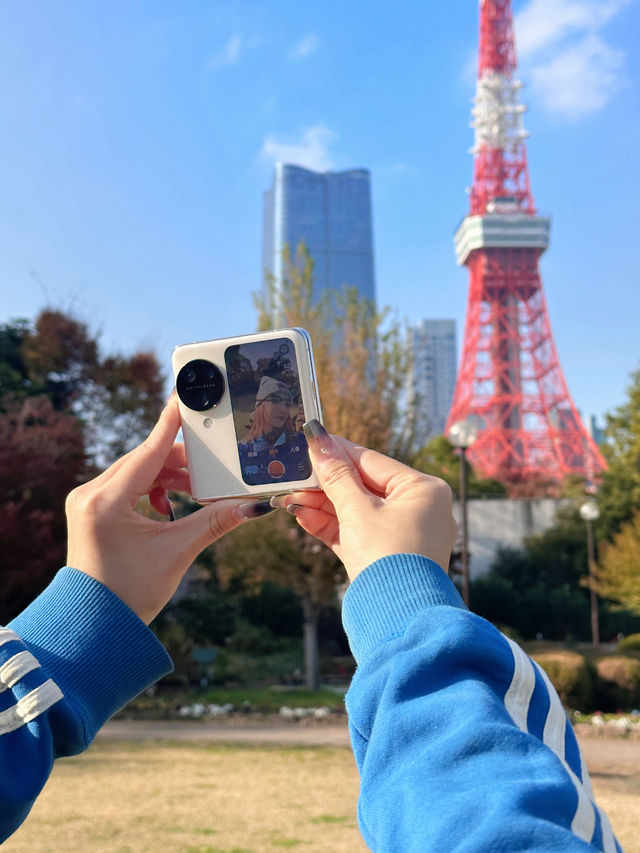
left=0, top=309, right=166, bottom=618
left=216, top=241, right=413, bottom=687
left=256, top=241, right=413, bottom=456
left=411, top=434, right=506, bottom=498
left=594, top=513, right=640, bottom=616
left=214, top=511, right=342, bottom=689
left=0, top=310, right=165, bottom=467
left=598, top=365, right=640, bottom=541
left=0, top=396, right=85, bottom=620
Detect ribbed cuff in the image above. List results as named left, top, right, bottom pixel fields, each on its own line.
left=9, top=567, right=173, bottom=741
left=342, top=554, right=466, bottom=663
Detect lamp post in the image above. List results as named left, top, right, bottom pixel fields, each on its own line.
left=448, top=419, right=478, bottom=607
left=579, top=498, right=601, bottom=647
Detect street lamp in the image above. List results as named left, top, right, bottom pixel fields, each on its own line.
left=448, top=419, right=478, bottom=607
left=579, top=497, right=601, bottom=646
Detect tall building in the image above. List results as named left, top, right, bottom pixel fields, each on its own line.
left=446, top=0, right=606, bottom=485
left=409, top=319, right=457, bottom=448
left=263, top=163, right=376, bottom=308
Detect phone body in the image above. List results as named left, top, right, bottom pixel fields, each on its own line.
left=172, top=328, right=322, bottom=502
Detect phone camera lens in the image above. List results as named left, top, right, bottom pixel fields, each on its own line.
left=176, top=359, right=225, bottom=411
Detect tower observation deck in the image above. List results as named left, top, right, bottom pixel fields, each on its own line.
left=445, top=0, right=606, bottom=486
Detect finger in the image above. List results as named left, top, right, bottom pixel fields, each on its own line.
left=111, top=397, right=182, bottom=500
left=293, top=506, right=340, bottom=551
left=302, top=420, right=369, bottom=514
left=170, top=498, right=276, bottom=556
left=149, top=485, right=172, bottom=516
left=336, top=438, right=427, bottom=498
left=84, top=415, right=185, bottom=493
left=270, top=490, right=332, bottom=513
left=154, top=469, right=191, bottom=493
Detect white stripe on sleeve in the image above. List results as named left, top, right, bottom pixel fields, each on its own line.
left=0, top=650, right=41, bottom=693
left=0, top=628, right=22, bottom=648
left=0, top=680, right=64, bottom=735
left=503, top=636, right=597, bottom=847
left=532, top=660, right=566, bottom=759
left=503, top=638, right=536, bottom=732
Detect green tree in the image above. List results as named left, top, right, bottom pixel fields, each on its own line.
left=214, top=512, right=342, bottom=689
left=598, top=366, right=640, bottom=541
left=594, top=513, right=640, bottom=615
left=411, top=434, right=506, bottom=498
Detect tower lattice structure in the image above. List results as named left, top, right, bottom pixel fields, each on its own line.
left=446, top=0, right=606, bottom=485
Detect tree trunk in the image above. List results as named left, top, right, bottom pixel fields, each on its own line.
left=302, top=597, right=320, bottom=690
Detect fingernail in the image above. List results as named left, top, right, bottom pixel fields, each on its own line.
left=303, top=419, right=335, bottom=455
left=286, top=503, right=304, bottom=516
left=269, top=495, right=289, bottom=510
left=237, top=500, right=277, bottom=519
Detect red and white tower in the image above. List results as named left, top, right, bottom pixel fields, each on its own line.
left=446, top=0, right=606, bottom=485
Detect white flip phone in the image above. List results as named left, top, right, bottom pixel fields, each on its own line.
left=172, top=328, right=322, bottom=502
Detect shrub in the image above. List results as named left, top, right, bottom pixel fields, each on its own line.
left=616, top=633, right=640, bottom=655
left=595, top=656, right=640, bottom=711
left=532, top=651, right=593, bottom=711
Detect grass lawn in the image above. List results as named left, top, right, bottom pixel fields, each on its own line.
left=3, top=741, right=366, bottom=853
left=3, top=739, right=638, bottom=852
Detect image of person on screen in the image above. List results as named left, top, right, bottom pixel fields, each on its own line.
left=238, top=376, right=311, bottom=486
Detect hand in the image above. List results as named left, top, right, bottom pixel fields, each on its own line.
left=272, top=420, right=458, bottom=582
left=65, top=395, right=274, bottom=623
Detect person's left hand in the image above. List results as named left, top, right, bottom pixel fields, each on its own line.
left=65, top=395, right=274, bottom=624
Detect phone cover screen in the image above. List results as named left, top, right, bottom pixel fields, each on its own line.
left=225, top=337, right=312, bottom=486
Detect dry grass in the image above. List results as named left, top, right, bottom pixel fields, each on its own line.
left=3, top=741, right=366, bottom=853
left=592, top=775, right=640, bottom=853
left=3, top=739, right=638, bottom=852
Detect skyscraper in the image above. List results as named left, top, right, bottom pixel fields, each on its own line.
left=409, top=319, right=458, bottom=448
left=263, top=163, right=376, bottom=307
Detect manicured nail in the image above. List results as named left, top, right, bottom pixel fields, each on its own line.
left=269, top=495, right=289, bottom=510
left=286, top=503, right=304, bottom=516
left=303, top=419, right=335, bottom=455
left=237, top=500, right=277, bottom=519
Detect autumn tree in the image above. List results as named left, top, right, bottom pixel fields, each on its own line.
left=0, top=309, right=165, bottom=618
left=256, top=241, right=413, bottom=456
left=209, top=242, right=414, bottom=687
left=594, top=513, right=640, bottom=616
left=0, top=396, right=85, bottom=620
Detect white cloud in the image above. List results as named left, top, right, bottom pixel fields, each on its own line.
left=206, top=34, right=259, bottom=70
left=514, top=0, right=630, bottom=117
left=260, top=125, right=337, bottom=171
left=288, top=33, right=321, bottom=61
left=529, top=33, right=624, bottom=117
left=515, top=0, right=622, bottom=57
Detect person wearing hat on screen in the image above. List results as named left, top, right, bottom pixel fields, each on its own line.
left=237, top=376, right=311, bottom=486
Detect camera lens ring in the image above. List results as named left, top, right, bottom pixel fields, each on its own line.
left=176, top=359, right=225, bottom=411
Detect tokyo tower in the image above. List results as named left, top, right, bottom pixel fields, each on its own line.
left=446, top=0, right=606, bottom=485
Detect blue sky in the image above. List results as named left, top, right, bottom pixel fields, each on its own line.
left=1, top=0, right=638, bottom=424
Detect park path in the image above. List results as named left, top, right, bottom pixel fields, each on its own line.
left=98, top=720, right=640, bottom=774
left=98, top=719, right=351, bottom=747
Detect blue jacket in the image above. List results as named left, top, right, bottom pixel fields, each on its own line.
left=342, top=554, right=622, bottom=852
left=0, top=558, right=622, bottom=850
left=1, top=568, right=171, bottom=842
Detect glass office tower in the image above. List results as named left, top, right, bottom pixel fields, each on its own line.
left=409, top=319, right=458, bottom=447
left=263, top=163, right=376, bottom=307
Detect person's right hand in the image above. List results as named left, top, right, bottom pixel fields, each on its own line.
left=272, top=420, right=458, bottom=582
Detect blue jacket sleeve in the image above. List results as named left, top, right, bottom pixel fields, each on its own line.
left=1, top=567, right=172, bottom=842
left=342, top=554, right=622, bottom=853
